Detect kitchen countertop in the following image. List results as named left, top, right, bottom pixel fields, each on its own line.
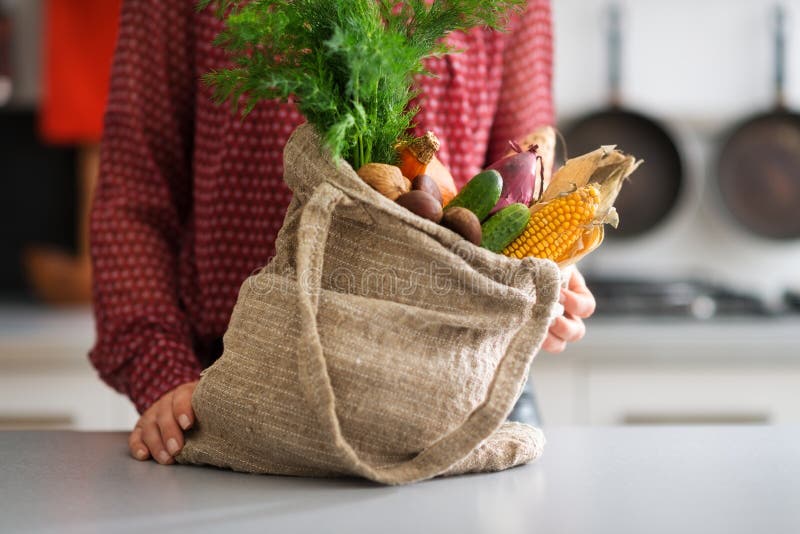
left=1, top=427, right=798, bottom=534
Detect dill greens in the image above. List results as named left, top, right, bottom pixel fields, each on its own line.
left=199, top=0, right=525, bottom=169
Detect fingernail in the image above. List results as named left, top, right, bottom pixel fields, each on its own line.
left=135, top=449, right=147, bottom=460
left=178, top=414, right=191, bottom=430
left=558, top=290, right=566, bottom=304
left=166, top=438, right=180, bottom=455
left=158, top=450, right=172, bottom=464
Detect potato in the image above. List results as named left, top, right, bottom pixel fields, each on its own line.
left=441, top=207, right=482, bottom=246
left=396, top=190, right=444, bottom=223
left=411, top=174, right=443, bottom=205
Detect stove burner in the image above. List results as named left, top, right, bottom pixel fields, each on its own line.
left=586, top=277, right=774, bottom=319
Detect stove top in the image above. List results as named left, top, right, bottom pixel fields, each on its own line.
left=585, top=277, right=788, bottom=319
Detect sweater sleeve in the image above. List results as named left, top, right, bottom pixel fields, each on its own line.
left=487, top=0, right=555, bottom=164
left=89, top=0, right=201, bottom=414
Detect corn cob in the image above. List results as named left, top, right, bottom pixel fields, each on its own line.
left=502, top=185, right=600, bottom=263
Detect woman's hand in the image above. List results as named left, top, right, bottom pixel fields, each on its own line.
left=543, top=268, right=596, bottom=353
left=128, top=380, right=199, bottom=464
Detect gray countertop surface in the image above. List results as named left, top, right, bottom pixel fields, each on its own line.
left=1, top=426, right=798, bottom=534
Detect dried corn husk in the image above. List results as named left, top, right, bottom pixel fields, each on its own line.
left=541, top=145, right=641, bottom=220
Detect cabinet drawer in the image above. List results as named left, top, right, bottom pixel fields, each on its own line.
left=586, top=366, right=800, bottom=425
left=0, top=370, right=138, bottom=430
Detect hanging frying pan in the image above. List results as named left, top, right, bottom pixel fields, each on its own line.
left=563, top=5, right=684, bottom=238
left=716, top=5, right=800, bottom=240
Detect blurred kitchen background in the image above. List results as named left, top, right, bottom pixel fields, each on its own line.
left=0, top=0, right=798, bottom=430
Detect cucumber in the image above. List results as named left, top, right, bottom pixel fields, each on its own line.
left=445, top=170, right=503, bottom=221
left=481, top=203, right=531, bottom=253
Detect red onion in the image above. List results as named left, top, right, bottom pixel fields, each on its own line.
left=487, top=141, right=543, bottom=214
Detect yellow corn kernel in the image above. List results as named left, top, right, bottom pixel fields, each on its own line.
left=502, top=185, right=600, bottom=263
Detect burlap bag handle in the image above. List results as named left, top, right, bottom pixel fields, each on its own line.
left=294, top=181, right=561, bottom=485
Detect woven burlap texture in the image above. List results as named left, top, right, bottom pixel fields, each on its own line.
left=176, top=124, right=562, bottom=485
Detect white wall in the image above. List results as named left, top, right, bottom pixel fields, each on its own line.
left=553, top=0, right=800, bottom=119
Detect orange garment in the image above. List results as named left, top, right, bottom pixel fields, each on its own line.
left=39, top=0, right=122, bottom=144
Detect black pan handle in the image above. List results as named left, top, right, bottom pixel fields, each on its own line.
left=774, top=4, right=786, bottom=109
left=607, top=4, right=623, bottom=107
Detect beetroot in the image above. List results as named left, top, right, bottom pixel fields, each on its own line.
left=487, top=141, right=543, bottom=214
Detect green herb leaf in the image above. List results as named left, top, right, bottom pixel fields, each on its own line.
left=202, top=0, right=525, bottom=169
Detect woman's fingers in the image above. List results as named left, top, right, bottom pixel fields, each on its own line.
left=542, top=269, right=594, bottom=355
left=567, top=266, right=586, bottom=291
left=561, top=288, right=596, bottom=319
left=544, top=313, right=586, bottom=353
left=563, top=269, right=596, bottom=318
left=542, top=332, right=567, bottom=353
left=172, top=382, right=197, bottom=431
left=548, top=314, right=585, bottom=343
left=141, top=416, right=173, bottom=465
left=126, top=381, right=200, bottom=465
left=128, top=426, right=150, bottom=461
left=157, top=409, right=185, bottom=459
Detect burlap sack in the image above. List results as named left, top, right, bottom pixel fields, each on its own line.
left=176, top=124, right=562, bottom=485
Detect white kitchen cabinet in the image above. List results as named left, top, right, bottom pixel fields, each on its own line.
left=529, top=357, right=588, bottom=425
left=0, top=306, right=138, bottom=430
left=0, top=370, right=139, bottom=430
left=585, top=366, right=800, bottom=425
left=532, top=318, right=800, bottom=426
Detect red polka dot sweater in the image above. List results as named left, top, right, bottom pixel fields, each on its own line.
left=90, top=0, right=555, bottom=413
